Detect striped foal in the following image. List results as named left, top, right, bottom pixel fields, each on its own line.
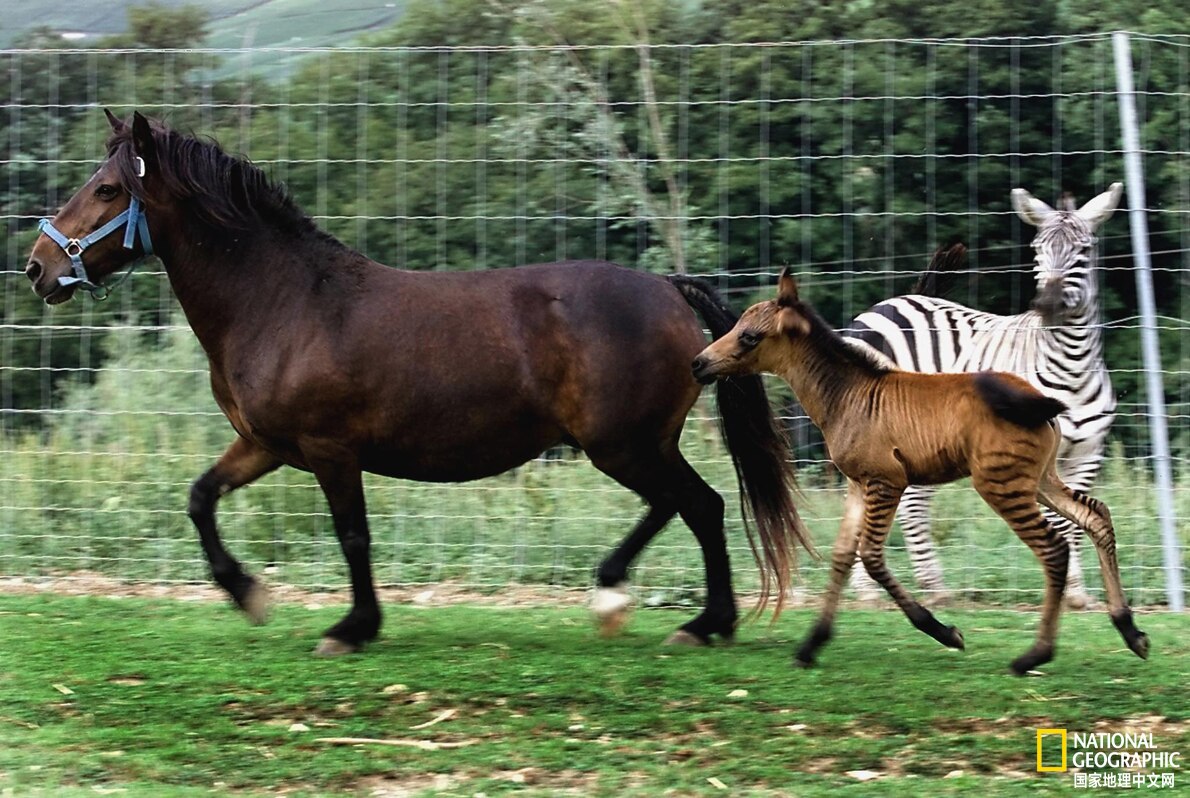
left=843, top=184, right=1123, bottom=607
left=692, top=269, right=1149, bottom=674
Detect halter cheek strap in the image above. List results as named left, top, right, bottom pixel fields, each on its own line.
left=37, top=192, right=154, bottom=301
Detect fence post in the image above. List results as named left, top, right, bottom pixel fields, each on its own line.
left=1112, top=31, right=1184, bottom=612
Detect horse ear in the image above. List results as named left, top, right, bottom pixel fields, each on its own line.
left=131, top=111, right=156, bottom=169
left=1076, top=182, right=1124, bottom=230
left=776, top=305, right=811, bottom=337
left=104, top=108, right=126, bottom=133
left=777, top=266, right=800, bottom=305
left=1011, top=188, right=1055, bottom=227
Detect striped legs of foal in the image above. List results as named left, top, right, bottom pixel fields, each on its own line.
left=1038, top=474, right=1150, bottom=661
left=855, top=479, right=965, bottom=651
left=975, top=473, right=1069, bottom=674
left=794, top=480, right=864, bottom=667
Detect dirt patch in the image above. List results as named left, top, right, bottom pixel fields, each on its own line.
left=0, top=571, right=594, bottom=608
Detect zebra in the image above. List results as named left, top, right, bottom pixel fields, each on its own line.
left=841, top=183, right=1123, bottom=608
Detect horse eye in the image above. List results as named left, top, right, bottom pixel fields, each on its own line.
left=95, top=184, right=119, bottom=200
left=739, top=331, right=761, bottom=348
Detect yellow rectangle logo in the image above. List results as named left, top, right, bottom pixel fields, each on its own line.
left=1036, top=728, right=1067, bottom=772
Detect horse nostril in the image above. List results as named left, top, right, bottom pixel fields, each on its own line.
left=691, top=356, right=707, bottom=373
left=25, top=259, right=43, bottom=283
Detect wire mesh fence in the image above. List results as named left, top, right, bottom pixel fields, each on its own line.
left=2, top=32, right=1186, bottom=607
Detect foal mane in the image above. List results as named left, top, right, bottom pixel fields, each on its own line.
left=106, top=117, right=332, bottom=245
left=787, top=294, right=894, bottom=377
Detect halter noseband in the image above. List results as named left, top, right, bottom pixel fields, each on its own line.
left=37, top=159, right=153, bottom=300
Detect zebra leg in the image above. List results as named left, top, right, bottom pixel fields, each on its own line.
left=1045, top=512, right=1089, bottom=609
left=856, top=480, right=965, bottom=651
left=795, top=479, right=863, bottom=668
left=898, top=486, right=950, bottom=601
left=1038, top=475, right=1149, bottom=661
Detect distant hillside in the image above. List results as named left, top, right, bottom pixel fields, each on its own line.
left=3, top=0, right=409, bottom=78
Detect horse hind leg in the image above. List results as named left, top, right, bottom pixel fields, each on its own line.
left=855, top=480, right=965, bottom=652
left=1038, top=474, right=1149, bottom=661
left=589, top=445, right=734, bottom=646
left=591, top=502, right=677, bottom=638
left=190, top=436, right=282, bottom=624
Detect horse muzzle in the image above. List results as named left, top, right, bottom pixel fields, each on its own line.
left=24, top=254, right=78, bottom=305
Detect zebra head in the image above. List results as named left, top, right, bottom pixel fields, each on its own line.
left=1011, top=182, right=1123, bottom=324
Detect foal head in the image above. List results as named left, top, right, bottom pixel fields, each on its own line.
left=26, top=109, right=157, bottom=304
left=692, top=268, right=815, bottom=384
left=1011, top=182, right=1122, bottom=323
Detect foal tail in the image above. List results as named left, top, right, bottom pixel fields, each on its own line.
left=974, top=371, right=1067, bottom=428
left=668, top=275, right=818, bottom=618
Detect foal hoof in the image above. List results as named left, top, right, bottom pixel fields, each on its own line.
left=241, top=581, right=270, bottom=626
left=663, top=630, right=708, bottom=647
left=945, top=625, right=965, bottom=650
left=1130, top=632, right=1151, bottom=660
left=314, top=637, right=360, bottom=657
left=591, top=585, right=632, bottom=638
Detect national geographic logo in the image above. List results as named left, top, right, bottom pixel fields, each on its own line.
left=1037, top=728, right=1068, bottom=772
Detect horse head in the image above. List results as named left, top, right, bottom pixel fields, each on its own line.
left=25, top=109, right=157, bottom=303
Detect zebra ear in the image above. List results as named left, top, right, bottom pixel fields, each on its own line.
left=1076, top=182, right=1124, bottom=230
left=777, top=266, right=800, bottom=305
left=1011, top=188, right=1056, bottom=227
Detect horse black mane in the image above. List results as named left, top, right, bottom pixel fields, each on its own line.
left=106, top=117, right=338, bottom=247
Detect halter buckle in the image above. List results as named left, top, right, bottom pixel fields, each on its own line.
left=65, top=239, right=83, bottom=257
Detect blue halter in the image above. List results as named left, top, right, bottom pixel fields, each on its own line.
left=37, top=193, right=153, bottom=301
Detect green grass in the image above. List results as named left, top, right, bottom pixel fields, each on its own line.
left=1, top=595, right=1187, bottom=796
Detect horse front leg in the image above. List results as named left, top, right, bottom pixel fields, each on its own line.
left=190, top=436, right=282, bottom=623
left=306, top=451, right=382, bottom=656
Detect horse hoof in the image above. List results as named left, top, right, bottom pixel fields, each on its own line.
left=793, top=656, right=815, bottom=669
left=314, top=637, right=360, bottom=657
left=946, top=625, right=965, bottom=650
left=591, top=586, right=632, bottom=637
left=241, top=581, right=270, bottom=626
left=1130, top=632, right=1151, bottom=660
left=663, top=630, right=707, bottom=647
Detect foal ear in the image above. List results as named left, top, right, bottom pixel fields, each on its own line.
left=104, top=108, right=127, bottom=133
left=130, top=111, right=157, bottom=172
left=1011, top=188, right=1056, bottom=227
left=776, top=266, right=800, bottom=305
left=776, top=305, right=811, bottom=337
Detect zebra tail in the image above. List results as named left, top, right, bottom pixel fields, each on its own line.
left=973, top=371, right=1067, bottom=428
left=910, top=242, right=967, bottom=297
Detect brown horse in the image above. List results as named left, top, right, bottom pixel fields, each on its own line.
left=692, top=268, right=1149, bottom=674
left=25, top=110, right=813, bottom=655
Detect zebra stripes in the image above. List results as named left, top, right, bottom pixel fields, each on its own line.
left=841, top=183, right=1123, bottom=606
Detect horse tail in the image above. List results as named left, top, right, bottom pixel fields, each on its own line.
left=973, top=371, right=1067, bottom=428
left=910, top=242, right=966, bottom=297
left=668, top=275, right=818, bottom=619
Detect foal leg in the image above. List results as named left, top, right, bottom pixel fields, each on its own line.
left=302, top=449, right=381, bottom=656
left=189, top=436, right=282, bottom=623
left=975, top=475, right=1068, bottom=674
left=795, top=479, right=863, bottom=667
left=855, top=480, right=965, bottom=651
left=1038, top=474, right=1149, bottom=661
